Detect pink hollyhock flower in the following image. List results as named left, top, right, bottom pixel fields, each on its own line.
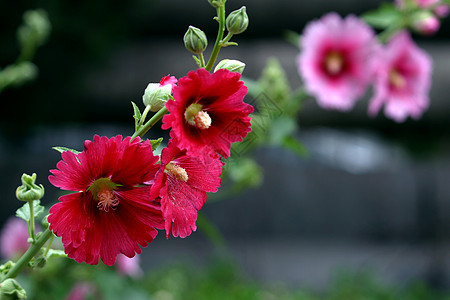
left=150, top=140, right=223, bottom=238
left=0, top=218, right=30, bottom=259
left=369, top=31, right=432, bottom=122
left=297, top=13, right=377, bottom=111
left=48, top=135, right=164, bottom=266
left=65, top=282, right=95, bottom=300
left=162, top=68, right=253, bottom=159
left=116, top=254, right=143, bottom=278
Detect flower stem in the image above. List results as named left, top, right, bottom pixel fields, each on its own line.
left=205, top=3, right=226, bottom=71
left=4, top=229, right=53, bottom=279
left=131, top=107, right=168, bottom=139
left=199, top=53, right=206, bottom=68
left=28, top=201, right=35, bottom=242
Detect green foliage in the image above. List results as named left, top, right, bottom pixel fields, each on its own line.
left=0, top=9, right=51, bottom=94
left=362, top=3, right=403, bottom=29
left=16, top=201, right=44, bottom=223
left=150, top=137, right=163, bottom=150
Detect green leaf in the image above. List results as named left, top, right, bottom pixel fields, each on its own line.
left=16, top=200, right=44, bottom=222
left=131, top=101, right=141, bottom=121
left=150, top=137, right=163, bottom=150
left=362, top=3, right=402, bottom=29
left=282, top=135, right=309, bottom=157
left=52, top=146, right=80, bottom=155
left=46, top=249, right=67, bottom=259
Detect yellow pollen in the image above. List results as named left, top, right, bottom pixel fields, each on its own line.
left=325, top=52, right=344, bottom=75
left=97, top=190, right=119, bottom=212
left=165, top=162, right=189, bottom=182
left=193, top=111, right=212, bottom=129
left=389, top=69, right=406, bottom=89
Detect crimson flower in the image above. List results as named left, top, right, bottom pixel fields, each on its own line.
left=48, top=135, right=164, bottom=266
left=150, top=140, right=223, bottom=238
left=162, top=68, right=253, bottom=159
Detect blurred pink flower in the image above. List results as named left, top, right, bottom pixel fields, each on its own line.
left=369, top=31, right=432, bottom=122
left=116, top=254, right=143, bottom=278
left=0, top=218, right=30, bottom=259
left=297, top=13, right=377, bottom=111
left=65, top=282, right=95, bottom=300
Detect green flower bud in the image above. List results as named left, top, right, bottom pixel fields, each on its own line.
left=0, top=279, right=27, bottom=300
left=208, top=0, right=225, bottom=8
left=184, top=26, right=208, bottom=54
left=226, top=6, right=249, bottom=35
left=15, top=173, right=45, bottom=202
left=17, top=9, right=51, bottom=49
left=143, top=83, right=173, bottom=112
left=214, top=59, right=246, bottom=74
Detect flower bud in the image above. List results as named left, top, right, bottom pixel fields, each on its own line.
left=413, top=11, right=440, bottom=35
left=0, top=279, right=27, bottom=300
left=214, top=59, right=246, bottom=74
left=226, top=6, right=249, bottom=35
left=434, top=4, right=450, bottom=18
left=208, top=0, right=225, bottom=8
left=142, top=75, right=177, bottom=112
left=183, top=26, right=208, bottom=54
left=15, top=173, right=45, bottom=202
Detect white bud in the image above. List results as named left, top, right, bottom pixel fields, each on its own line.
left=142, top=83, right=173, bottom=112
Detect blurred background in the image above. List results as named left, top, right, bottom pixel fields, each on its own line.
left=1, top=0, right=450, bottom=297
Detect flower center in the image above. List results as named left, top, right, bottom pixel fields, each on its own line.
left=185, top=103, right=212, bottom=129
left=87, top=177, right=119, bottom=212
left=324, top=51, right=344, bottom=75
left=97, top=190, right=119, bottom=212
left=164, top=162, right=189, bottom=182
left=388, top=69, right=406, bottom=90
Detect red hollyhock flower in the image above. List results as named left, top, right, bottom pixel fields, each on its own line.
left=162, top=68, right=253, bottom=159
left=48, top=135, right=164, bottom=266
left=149, top=140, right=223, bottom=238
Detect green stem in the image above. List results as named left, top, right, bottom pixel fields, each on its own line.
left=205, top=4, right=226, bottom=71
left=43, top=234, right=54, bottom=257
left=199, top=53, right=206, bottom=68
left=220, top=32, right=233, bottom=45
left=28, top=202, right=35, bottom=242
left=131, top=106, right=168, bottom=139
left=5, top=229, right=53, bottom=279
left=139, top=105, right=152, bottom=128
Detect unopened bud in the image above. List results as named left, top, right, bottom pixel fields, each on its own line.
left=208, top=0, right=225, bottom=8
left=143, top=75, right=177, bottom=112
left=143, top=83, right=172, bottom=111
left=434, top=4, right=450, bottom=18
left=214, top=59, right=246, bottom=74
left=184, top=26, right=208, bottom=54
left=413, top=11, right=440, bottom=36
left=0, top=279, right=27, bottom=300
left=226, top=6, right=249, bottom=35
left=16, top=173, right=45, bottom=202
